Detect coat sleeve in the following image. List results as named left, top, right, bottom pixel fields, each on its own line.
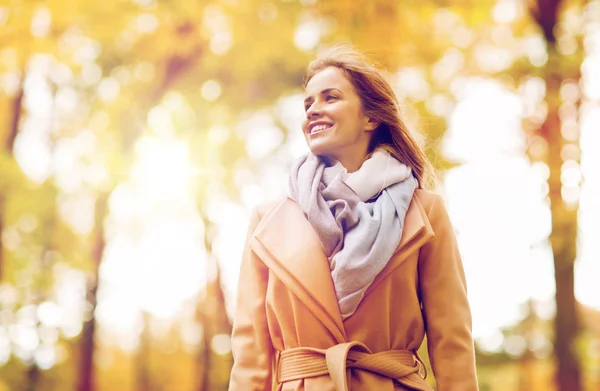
left=229, top=207, right=274, bottom=390
left=418, top=194, right=479, bottom=390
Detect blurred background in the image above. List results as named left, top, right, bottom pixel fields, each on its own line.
left=0, top=0, right=599, bottom=390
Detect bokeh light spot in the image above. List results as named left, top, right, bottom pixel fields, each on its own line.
left=201, top=80, right=222, bottom=101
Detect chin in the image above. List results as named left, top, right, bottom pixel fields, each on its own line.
left=307, top=143, right=335, bottom=158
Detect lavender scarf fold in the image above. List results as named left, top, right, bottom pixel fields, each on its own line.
left=289, top=150, right=417, bottom=319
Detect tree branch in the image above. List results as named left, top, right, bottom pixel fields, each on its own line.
left=528, top=0, right=562, bottom=43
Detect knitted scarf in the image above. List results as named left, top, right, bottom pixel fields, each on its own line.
left=289, top=149, right=417, bottom=319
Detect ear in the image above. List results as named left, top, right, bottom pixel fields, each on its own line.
left=364, top=116, right=380, bottom=132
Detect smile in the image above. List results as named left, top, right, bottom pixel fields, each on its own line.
left=309, top=124, right=333, bottom=135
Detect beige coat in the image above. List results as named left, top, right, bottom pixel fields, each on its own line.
left=229, top=189, right=479, bottom=390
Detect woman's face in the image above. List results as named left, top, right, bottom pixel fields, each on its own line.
left=302, top=66, right=378, bottom=171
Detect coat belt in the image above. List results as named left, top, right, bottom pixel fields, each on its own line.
left=276, top=341, right=432, bottom=391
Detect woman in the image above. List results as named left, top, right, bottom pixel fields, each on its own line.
left=228, top=46, right=478, bottom=391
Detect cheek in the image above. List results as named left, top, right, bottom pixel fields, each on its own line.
left=301, top=120, right=309, bottom=133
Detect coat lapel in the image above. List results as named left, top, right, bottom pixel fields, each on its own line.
left=367, top=192, right=435, bottom=293
left=250, top=198, right=347, bottom=343
left=250, top=192, right=434, bottom=336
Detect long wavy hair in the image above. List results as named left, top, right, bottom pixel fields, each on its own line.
left=304, top=45, right=436, bottom=189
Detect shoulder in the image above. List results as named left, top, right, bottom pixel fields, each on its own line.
left=413, top=189, right=455, bottom=234
left=413, top=188, right=445, bottom=215
left=254, top=198, right=286, bottom=220
left=247, top=197, right=288, bottom=232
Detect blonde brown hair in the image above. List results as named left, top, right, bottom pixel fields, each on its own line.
left=304, top=45, right=436, bottom=189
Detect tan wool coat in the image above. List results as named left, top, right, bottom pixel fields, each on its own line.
left=229, top=189, right=479, bottom=391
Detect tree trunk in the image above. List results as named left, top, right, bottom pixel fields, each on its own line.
left=26, top=364, right=40, bottom=391
left=136, top=311, right=152, bottom=391
left=196, top=218, right=214, bottom=391
left=0, top=82, right=24, bottom=282
left=196, top=308, right=211, bottom=391
left=518, top=300, right=537, bottom=391
left=528, top=1, right=583, bottom=389
left=6, top=80, right=23, bottom=153
left=0, top=195, right=7, bottom=283
left=77, top=192, right=109, bottom=391
left=195, top=262, right=234, bottom=391
left=195, top=215, right=234, bottom=391
left=542, top=61, right=581, bottom=390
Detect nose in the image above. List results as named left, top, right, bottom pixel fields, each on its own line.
left=306, top=102, right=323, bottom=119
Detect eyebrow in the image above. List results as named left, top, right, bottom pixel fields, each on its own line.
left=303, top=88, right=342, bottom=105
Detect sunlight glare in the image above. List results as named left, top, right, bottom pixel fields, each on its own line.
left=211, top=333, right=231, bottom=355
left=136, top=13, right=158, bottom=34
left=34, top=344, right=56, bottom=370
left=576, top=104, right=600, bottom=310
left=0, top=7, right=8, bottom=26
left=30, top=7, right=51, bottom=38
left=211, top=31, right=233, bottom=55
left=294, top=20, right=320, bottom=52
left=582, top=53, right=600, bottom=100
left=0, top=327, right=10, bottom=365
left=201, top=80, right=221, bottom=101
left=98, top=134, right=208, bottom=339
left=131, top=136, right=194, bottom=199
left=82, top=63, right=102, bottom=86
left=444, top=78, right=524, bottom=162
left=148, top=105, right=174, bottom=136
left=443, top=78, right=557, bottom=341
left=97, top=77, right=120, bottom=101
left=37, top=301, right=61, bottom=328
left=57, top=191, right=96, bottom=235
left=492, top=0, right=520, bottom=24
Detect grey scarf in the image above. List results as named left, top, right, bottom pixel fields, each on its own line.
left=289, top=150, right=417, bottom=319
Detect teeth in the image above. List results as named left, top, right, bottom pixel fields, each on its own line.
left=311, top=124, right=330, bottom=133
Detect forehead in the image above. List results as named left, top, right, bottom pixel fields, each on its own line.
left=304, top=66, right=355, bottom=96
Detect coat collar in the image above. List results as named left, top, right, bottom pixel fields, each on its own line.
left=249, top=193, right=434, bottom=341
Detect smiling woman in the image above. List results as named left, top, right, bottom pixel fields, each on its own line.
left=302, top=48, right=434, bottom=187
left=302, top=68, right=378, bottom=172
left=228, top=45, right=479, bottom=391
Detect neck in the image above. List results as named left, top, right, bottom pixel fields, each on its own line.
left=327, top=148, right=370, bottom=173
left=337, top=158, right=364, bottom=173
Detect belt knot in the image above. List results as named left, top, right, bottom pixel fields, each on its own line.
left=276, top=341, right=430, bottom=390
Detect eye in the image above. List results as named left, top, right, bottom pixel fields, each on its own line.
left=326, top=95, right=338, bottom=101
left=304, top=103, right=312, bottom=111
